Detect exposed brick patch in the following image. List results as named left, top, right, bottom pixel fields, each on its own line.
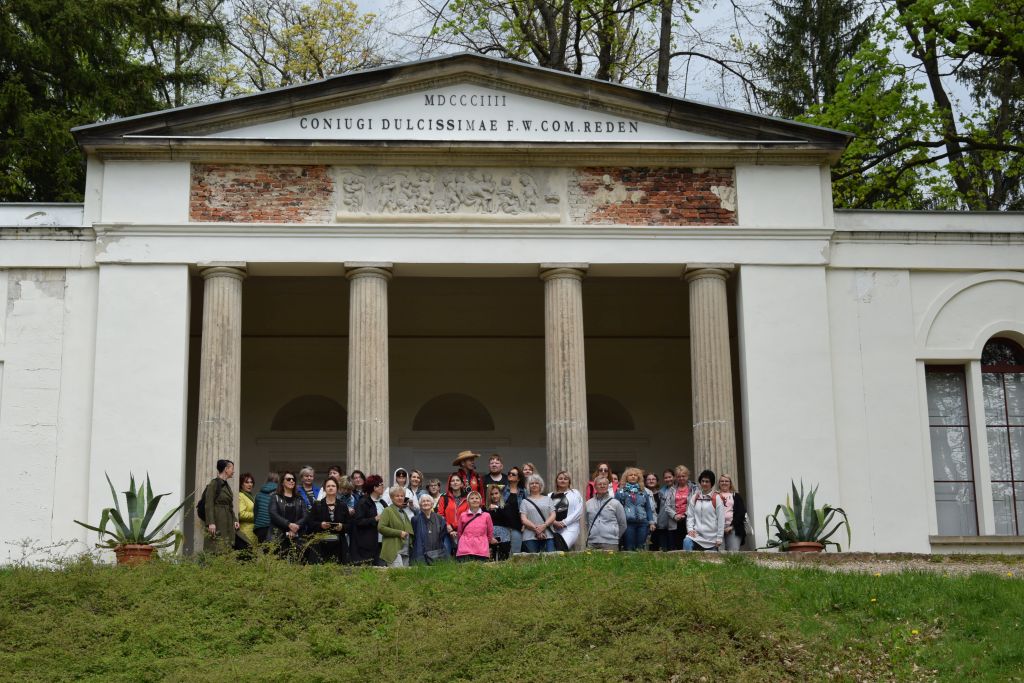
left=190, top=164, right=335, bottom=223
left=568, top=167, right=736, bottom=226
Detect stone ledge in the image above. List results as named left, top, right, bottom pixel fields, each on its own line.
left=930, top=535, right=1024, bottom=552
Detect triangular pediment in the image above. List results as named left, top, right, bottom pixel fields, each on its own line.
left=206, top=82, right=724, bottom=143
left=73, top=53, right=850, bottom=156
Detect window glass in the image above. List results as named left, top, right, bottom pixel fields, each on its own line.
left=992, top=482, right=1017, bottom=535
left=933, top=483, right=978, bottom=536
left=1006, top=373, right=1024, bottom=427
left=983, top=338, right=1024, bottom=536
left=925, top=367, right=978, bottom=536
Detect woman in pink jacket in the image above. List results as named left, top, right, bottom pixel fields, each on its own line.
left=455, top=490, right=496, bottom=562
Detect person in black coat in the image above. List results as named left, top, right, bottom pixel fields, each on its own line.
left=350, top=474, right=387, bottom=566
left=305, top=476, right=348, bottom=564
left=269, top=471, right=309, bottom=559
left=718, top=473, right=747, bottom=551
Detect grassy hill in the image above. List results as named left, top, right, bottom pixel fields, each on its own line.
left=1, top=552, right=1021, bottom=682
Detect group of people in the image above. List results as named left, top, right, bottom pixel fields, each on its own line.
left=200, top=450, right=748, bottom=567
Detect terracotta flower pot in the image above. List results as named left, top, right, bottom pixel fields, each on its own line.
left=786, top=541, right=824, bottom=553
left=114, top=544, right=156, bottom=566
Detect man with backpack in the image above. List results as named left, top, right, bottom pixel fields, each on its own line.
left=199, top=459, right=239, bottom=552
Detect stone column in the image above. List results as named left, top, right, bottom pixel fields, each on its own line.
left=685, top=264, right=738, bottom=480
left=541, top=265, right=590, bottom=549
left=345, top=263, right=392, bottom=479
left=193, top=263, right=246, bottom=551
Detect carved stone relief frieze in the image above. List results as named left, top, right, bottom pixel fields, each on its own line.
left=334, top=167, right=562, bottom=223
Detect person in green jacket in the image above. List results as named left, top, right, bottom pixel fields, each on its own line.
left=203, top=459, right=239, bottom=553
left=378, top=486, right=414, bottom=567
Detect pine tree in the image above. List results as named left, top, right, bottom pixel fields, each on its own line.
left=0, top=0, right=223, bottom=201
left=755, top=0, right=871, bottom=118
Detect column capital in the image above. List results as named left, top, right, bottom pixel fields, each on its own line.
left=684, top=264, right=734, bottom=282
left=199, top=263, right=247, bottom=281
left=345, top=264, right=393, bottom=282
left=540, top=264, right=588, bottom=281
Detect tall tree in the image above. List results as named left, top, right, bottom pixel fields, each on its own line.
left=791, top=4, right=1024, bottom=211
left=411, top=0, right=662, bottom=83
left=754, top=0, right=871, bottom=118
left=224, top=0, right=385, bottom=92
left=892, top=0, right=1024, bottom=210
left=0, top=0, right=223, bottom=201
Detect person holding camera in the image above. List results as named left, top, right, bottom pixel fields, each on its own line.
left=305, top=476, right=348, bottom=564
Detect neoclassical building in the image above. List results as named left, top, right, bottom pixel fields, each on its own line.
left=1, top=54, right=1022, bottom=557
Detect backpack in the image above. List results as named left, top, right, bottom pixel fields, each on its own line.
left=196, top=478, right=225, bottom=522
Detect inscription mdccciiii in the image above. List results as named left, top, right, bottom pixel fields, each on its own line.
left=209, top=84, right=719, bottom=143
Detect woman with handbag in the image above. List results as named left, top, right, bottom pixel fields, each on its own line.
left=548, top=471, right=583, bottom=551
left=455, top=491, right=495, bottom=562
left=519, top=474, right=556, bottom=553
left=305, top=476, right=348, bottom=564
left=412, top=494, right=451, bottom=564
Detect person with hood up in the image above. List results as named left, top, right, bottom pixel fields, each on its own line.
left=685, top=470, right=726, bottom=552
left=586, top=476, right=626, bottom=550
left=253, top=472, right=279, bottom=542
left=452, top=450, right=484, bottom=496
left=379, top=485, right=415, bottom=567
left=436, top=472, right=469, bottom=548
left=388, top=467, right=418, bottom=520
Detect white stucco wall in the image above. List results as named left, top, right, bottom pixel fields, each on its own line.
left=827, top=269, right=931, bottom=552
left=737, top=265, right=842, bottom=542
left=87, top=264, right=191, bottom=552
left=0, top=267, right=98, bottom=563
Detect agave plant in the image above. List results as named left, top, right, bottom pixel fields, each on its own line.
left=763, top=480, right=851, bottom=551
left=75, top=473, right=192, bottom=553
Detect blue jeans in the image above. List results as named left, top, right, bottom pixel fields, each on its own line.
left=510, top=528, right=523, bottom=555
left=523, top=538, right=555, bottom=553
left=683, top=536, right=718, bottom=552
left=623, top=522, right=650, bottom=551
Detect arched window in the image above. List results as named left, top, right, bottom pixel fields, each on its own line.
left=412, top=393, right=495, bottom=431
left=587, top=394, right=634, bottom=431
left=271, top=395, right=347, bottom=431
left=981, top=337, right=1024, bottom=535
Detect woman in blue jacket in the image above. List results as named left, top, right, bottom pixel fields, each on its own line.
left=615, top=467, right=655, bottom=551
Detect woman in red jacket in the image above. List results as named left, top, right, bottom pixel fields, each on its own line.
left=436, top=472, right=469, bottom=550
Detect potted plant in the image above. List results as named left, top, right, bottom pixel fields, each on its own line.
left=75, top=473, right=192, bottom=565
left=763, top=480, right=851, bottom=552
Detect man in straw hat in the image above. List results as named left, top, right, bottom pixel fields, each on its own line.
left=452, top=450, right=484, bottom=496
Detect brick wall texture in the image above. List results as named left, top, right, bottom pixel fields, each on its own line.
left=569, top=167, right=735, bottom=226
left=189, top=164, right=735, bottom=226
left=190, top=164, right=335, bottom=223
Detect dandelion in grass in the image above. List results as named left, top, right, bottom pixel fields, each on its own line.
left=911, top=630, right=919, bottom=635
left=870, top=598, right=877, bottom=603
